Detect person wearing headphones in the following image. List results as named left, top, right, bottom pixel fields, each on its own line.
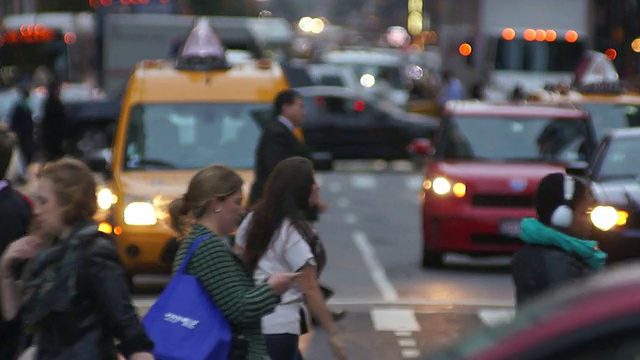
left=511, top=172, right=607, bottom=307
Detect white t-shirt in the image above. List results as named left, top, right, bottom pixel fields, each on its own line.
left=235, top=213, right=315, bottom=335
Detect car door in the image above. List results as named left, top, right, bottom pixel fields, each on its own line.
left=302, top=95, right=335, bottom=156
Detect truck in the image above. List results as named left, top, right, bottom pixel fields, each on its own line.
left=101, top=13, right=294, bottom=95
left=436, top=0, right=594, bottom=100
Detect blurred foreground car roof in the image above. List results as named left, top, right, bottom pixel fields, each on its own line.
left=428, top=261, right=640, bottom=360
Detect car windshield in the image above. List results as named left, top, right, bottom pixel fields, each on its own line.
left=597, top=138, right=640, bottom=180
left=336, top=63, right=405, bottom=90
left=123, top=103, right=270, bottom=170
left=440, top=116, right=589, bottom=162
left=581, top=103, right=640, bottom=140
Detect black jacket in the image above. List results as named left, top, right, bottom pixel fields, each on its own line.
left=511, top=244, right=592, bottom=307
left=24, top=233, right=153, bottom=359
left=249, top=120, right=308, bottom=205
left=0, top=183, right=32, bottom=360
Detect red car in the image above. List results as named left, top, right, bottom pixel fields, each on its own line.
left=428, top=261, right=640, bottom=359
left=414, top=101, right=597, bottom=267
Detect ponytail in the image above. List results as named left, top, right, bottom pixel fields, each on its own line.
left=168, top=195, right=191, bottom=237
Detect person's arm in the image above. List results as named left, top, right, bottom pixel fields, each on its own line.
left=0, top=265, right=22, bottom=320
left=82, top=237, right=154, bottom=358
left=192, top=238, right=279, bottom=326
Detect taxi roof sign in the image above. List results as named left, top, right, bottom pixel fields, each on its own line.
left=573, top=50, right=622, bottom=93
left=175, top=18, right=230, bottom=71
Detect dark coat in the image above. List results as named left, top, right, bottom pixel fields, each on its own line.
left=249, top=120, right=308, bottom=206
left=40, top=97, right=67, bottom=161
left=21, top=231, right=153, bottom=359
left=511, top=244, right=592, bottom=307
left=9, top=103, right=34, bottom=165
left=0, top=183, right=32, bottom=360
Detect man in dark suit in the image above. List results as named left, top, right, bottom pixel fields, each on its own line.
left=249, top=89, right=345, bottom=325
left=249, top=89, right=308, bottom=205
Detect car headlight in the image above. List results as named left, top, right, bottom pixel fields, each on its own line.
left=427, top=177, right=466, bottom=197
left=124, top=202, right=157, bottom=226
left=97, top=188, right=117, bottom=210
left=591, top=206, right=627, bottom=231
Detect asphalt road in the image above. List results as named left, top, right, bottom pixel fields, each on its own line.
left=128, top=160, right=516, bottom=360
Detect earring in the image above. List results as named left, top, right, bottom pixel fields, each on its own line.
left=214, top=208, right=221, bottom=213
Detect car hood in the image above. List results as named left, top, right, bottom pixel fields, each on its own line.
left=591, top=180, right=640, bottom=208
left=429, top=161, right=566, bottom=193
left=116, top=169, right=254, bottom=204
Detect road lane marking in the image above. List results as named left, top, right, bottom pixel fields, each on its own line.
left=371, top=308, right=421, bottom=332
left=405, top=175, right=424, bottom=191
left=401, top=349, right=421, bottom=358
left=395, top=331, right=413, bottom=337
left=350, top=174, right=377, bottom=189
left=398, top=338, right=417, bottom=347
left=336, top=197, right=350, bottom=208
left=352, top=231, right=398, bottom=301
left=328, top=182, right=343, bottom=193
left=478, top=308, right=516, bottom=327
left=345, top=213, right=358, bottom=224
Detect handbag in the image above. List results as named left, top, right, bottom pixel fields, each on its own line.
left=142, top=235, right=232, bottom=360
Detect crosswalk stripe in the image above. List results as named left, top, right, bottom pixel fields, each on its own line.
left=477, top=308, right=516, bottom=327
left=370, top=308, right=421, bottom=332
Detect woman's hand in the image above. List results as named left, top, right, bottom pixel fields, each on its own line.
left=266, top=272, right=300, bottom=295
left=329, top=334, right=348, bottom=360
left=0, top=235, right=42, bottom=276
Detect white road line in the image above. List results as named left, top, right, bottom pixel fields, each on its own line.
left=405, top=175, right=424, bottom=191
left=325, top=298, right=514, bottom=308
left=336, top=197, right=350, bottom=208
left=478, top=309, right=516, bottom=327
left=350, top=174, right=377, bottom=189
left=395, top=331, right=413, bottom=337
left=401, top=349, right=421, bottom=358
left=328, top=182, right=343, bottom=193
left=344, top=213, right=358, bottom=224
left=134, top=297, right=515, bottom=310
left=371, top=308, right=421, bottom=332
left=352, top=231, right=399, bottom=302
left=398, top=338, right=417, bottom=347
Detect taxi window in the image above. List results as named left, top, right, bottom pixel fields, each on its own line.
left=581, top=103, right=640, bottom=140
left=123, top=103, right=270, bottom=170
left=440, top=116, right=588, bottom=162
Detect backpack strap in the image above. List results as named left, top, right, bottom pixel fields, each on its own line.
left=176, top=234, right=211, bottom=274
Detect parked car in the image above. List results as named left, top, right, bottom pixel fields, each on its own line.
left=295, top=86, right=438, bottom=164
left=588, top=127, right=640, bottom=263
left=427, top=261, right=640, bottom=360
left=414, top=100, right=597, bottom=268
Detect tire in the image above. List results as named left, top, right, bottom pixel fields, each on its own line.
left=422, top=247, right=444, bottom=268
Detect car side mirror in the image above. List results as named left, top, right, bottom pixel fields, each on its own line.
left=565, top=160, right=589, bottom=178
left=407, top=138, right=433, bottom=156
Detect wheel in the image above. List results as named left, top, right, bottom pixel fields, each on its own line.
left=422, top=247, right=444, bottom=268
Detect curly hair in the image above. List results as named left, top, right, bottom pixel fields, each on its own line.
left=38, top=157, right=98, bottom=225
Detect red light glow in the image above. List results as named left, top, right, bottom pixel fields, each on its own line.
left=502, top=28, right=515, bottom=41
left=605, top=48, right=617, bottom=60
left=353, top=100, right=366, bottom=112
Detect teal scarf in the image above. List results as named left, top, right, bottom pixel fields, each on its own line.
left=520, top=218, right=607, bottom=270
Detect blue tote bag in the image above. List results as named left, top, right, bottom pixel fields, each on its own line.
left=143, top=235, right=232, bottom=360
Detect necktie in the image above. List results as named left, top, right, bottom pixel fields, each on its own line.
left=293, top=127, right=305, bottom=144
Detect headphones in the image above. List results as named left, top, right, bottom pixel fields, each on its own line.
left=550, top=175, right=575, bottom=228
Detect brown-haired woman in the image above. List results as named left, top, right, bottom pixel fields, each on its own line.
left=235, top=157, right=347, bottom=360
left=0, top=157, right=154, bottom=359
left=168, top=164, right=298, bottom=360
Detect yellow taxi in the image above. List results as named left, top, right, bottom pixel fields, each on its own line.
left=528, top=50, right=640, bottom=141
left=93, top=19, right=288, bottom=279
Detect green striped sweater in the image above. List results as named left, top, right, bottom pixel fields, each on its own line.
left=173, top=224, right=278, bottom=360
